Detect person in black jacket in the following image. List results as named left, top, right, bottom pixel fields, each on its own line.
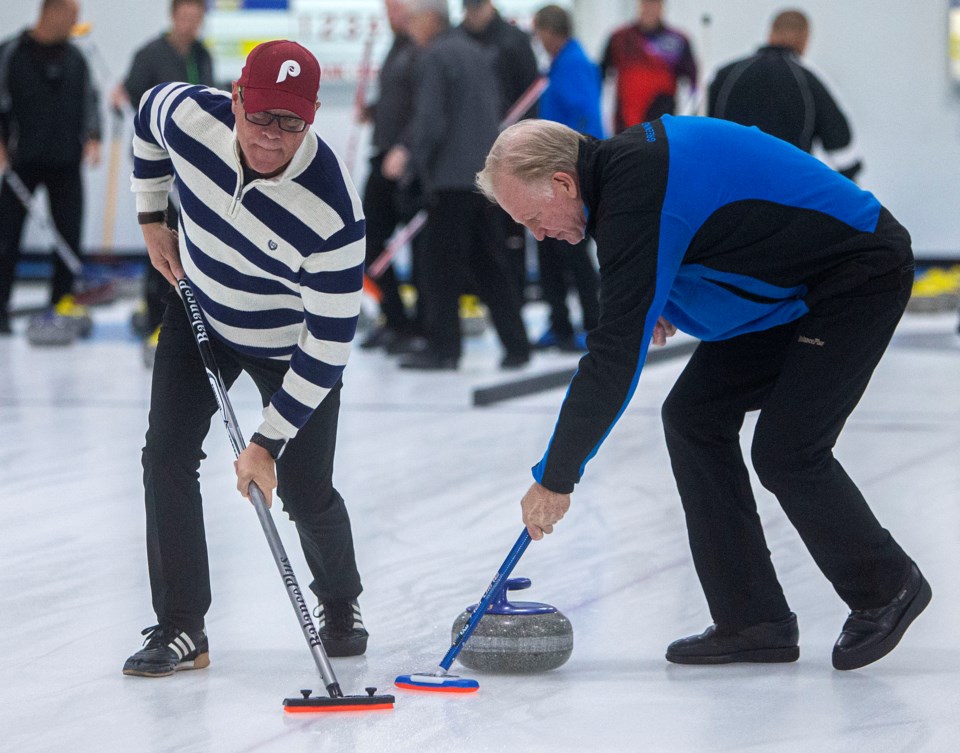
left=111, top=0, right=213, bottom=346
left=0, top=0, right=101, bottom=334
left=356, top=0, right=421, bottom=353
left=461, top=0, right=540, bottom=299
left=708, top=10, right=862, bottom=180
left=393, top=0, right=529, bottom=370
left=477, top=117, right=930, bottom=672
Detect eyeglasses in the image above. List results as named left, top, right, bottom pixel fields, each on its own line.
left=238, top=89, right=308, bottom=133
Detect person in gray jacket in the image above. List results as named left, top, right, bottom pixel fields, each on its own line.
left=389, top=0, right=529, bottom=370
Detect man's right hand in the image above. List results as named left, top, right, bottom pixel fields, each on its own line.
left=0, top=142, right=7, bottom=173
left=141, top=222, right=185, bottom=287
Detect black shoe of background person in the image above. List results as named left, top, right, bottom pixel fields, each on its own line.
left=0, top=312, right=11, bottom=335
left=398, top=350, right=458, bottom=371
left=500, top=351, right=530, bottom=369
left=666, top=613, right=800, bottom=664
left=832, top=562, right=931, bottom=670
left=386, top=334, right=429, bottom=356
left=359, top=325, right=402, bottom=351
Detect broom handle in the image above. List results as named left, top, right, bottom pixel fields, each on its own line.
left=176, top=278, right=344, bottom=698
left=438, top=529, right=532, bottom=672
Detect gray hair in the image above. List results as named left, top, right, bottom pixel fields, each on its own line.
left=476, top=120, right=585, bottom=201
left=407, top=0, right=449, bottom=20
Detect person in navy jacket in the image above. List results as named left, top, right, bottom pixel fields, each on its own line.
left=476, top=116, right=930, bottom=672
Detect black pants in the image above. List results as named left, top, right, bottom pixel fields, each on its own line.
left=422, top=190, right=529, bottom=360
left=536, top=236, right=600, bottom=337
left=0, top=164, right=83, bottom=314
left=362, top=155, right=416, bottom=332
left=661, top=264, right=914, bottom=631
left=142, top=294, right=362, bottom=631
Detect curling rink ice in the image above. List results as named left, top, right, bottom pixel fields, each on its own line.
left=1, top=291, right=958, bottom=753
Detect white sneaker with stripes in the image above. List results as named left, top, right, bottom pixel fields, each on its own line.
left=122, top=624, right=210, bottom=677
left=314, top=599, right=369, bottom=657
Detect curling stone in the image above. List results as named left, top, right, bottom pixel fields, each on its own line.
left=52, top=295, right=93, bottom=339
left=459, top=294, right=488, bottom=337
left=26, top=311, right=77, bottom=346
left=452, top=577, right=572, bottom=673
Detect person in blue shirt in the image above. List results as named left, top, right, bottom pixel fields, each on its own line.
left=530, top=4, right=602, bottom=351
left=477, top=116, right=930, bottom=672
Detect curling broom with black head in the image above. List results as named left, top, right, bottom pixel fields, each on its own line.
left=176, top=278, right=394, bottom=713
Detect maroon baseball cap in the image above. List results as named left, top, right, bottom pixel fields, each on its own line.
left=237, top=40, right=321, bottom=124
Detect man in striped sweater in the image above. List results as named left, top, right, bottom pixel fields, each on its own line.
left=123, top=41, right=369, bottom=677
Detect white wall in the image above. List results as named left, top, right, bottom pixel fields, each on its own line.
left=2, top=0, right=959, bottom=257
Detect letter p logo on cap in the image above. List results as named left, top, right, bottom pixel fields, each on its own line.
left=277, top=60, right=301, bottom=83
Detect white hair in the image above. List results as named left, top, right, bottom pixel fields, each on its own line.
left=476, top=120, right=585, bottom=201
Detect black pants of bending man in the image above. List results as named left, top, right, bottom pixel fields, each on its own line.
left=662, top=263, right=919, bottom=639
left=142, top=293, right=362, bottom=633
left=0, top=165, right=84, bottom=323
left=401, top=190, right=530, bottom=369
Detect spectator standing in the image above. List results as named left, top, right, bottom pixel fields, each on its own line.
left=357, top=0, right=422, bottom=353
left=601, top=0, right=697, bottom=133
left=0, top=0, right=101, bottom=335
left=112, top=0, right=214, bottom=350
left=530, top=4, right=601, bottom=351
left=461, top=0, right=540, bottom=298
left=708, top=9, right=862, bottom=180
left=394, top=0, right=529, bottom=370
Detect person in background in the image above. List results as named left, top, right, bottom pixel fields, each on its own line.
left=477, top=116, right=929, bottom=672
left=111, top=0, right=214, bottom=355
left=461, top=0, right=540, bottom=300
left=601, top=0, right=697, bottom=133
left=392, top=0, right=529, bottom=371
left=356, top=0, right=422, bottom=354
left=708, top=9, right=862, bottom=181
left=530, top=4, right=601, bottom=352
left=123, top=41, right=369, bottom=677
left=0, top=0, right=100, bottom=335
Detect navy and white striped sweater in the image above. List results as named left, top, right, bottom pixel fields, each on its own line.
left=131, top=83, right=365, bottom=442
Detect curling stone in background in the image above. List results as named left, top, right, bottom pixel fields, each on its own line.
left=452, top=577, right=573, bottom=673
left=459, top=294, right=489, bottom=337
left=26, top=311, right=77, bottom=346
left=52, top=295, right=94, bottom=339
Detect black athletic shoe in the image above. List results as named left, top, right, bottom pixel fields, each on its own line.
left=122, top=624, right=210, bottom=677
left=0, top=313, right=12, bottom=335
left=666, top=613, right=800, bottom=665
left=315, top=599, right=368, bottom=657
left=832, top=562, right=931, bottom=671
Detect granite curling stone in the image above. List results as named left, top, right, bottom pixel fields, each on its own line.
left=452, top=577, right=573, bottom=673
left=26, top=311, right=77, bottom=346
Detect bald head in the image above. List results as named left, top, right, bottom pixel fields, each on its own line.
left=769, top=9, right=809, bottom=55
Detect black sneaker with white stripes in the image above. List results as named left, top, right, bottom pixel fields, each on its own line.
left=122, top=624, right=210, bottom=677
left=314, top=599, right=368, bottom=657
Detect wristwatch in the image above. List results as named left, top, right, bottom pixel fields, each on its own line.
left=249, top=432, right=287, bottom=460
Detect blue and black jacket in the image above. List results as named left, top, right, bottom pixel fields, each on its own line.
left=534, top=115, right=912, bottom=493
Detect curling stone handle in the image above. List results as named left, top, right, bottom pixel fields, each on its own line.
left=489, top=577, right=531, bottom=610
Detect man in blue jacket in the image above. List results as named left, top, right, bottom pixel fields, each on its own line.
left=476, top=116, right=930, bottom=672
left=530, top=4, right=602, bottom=351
